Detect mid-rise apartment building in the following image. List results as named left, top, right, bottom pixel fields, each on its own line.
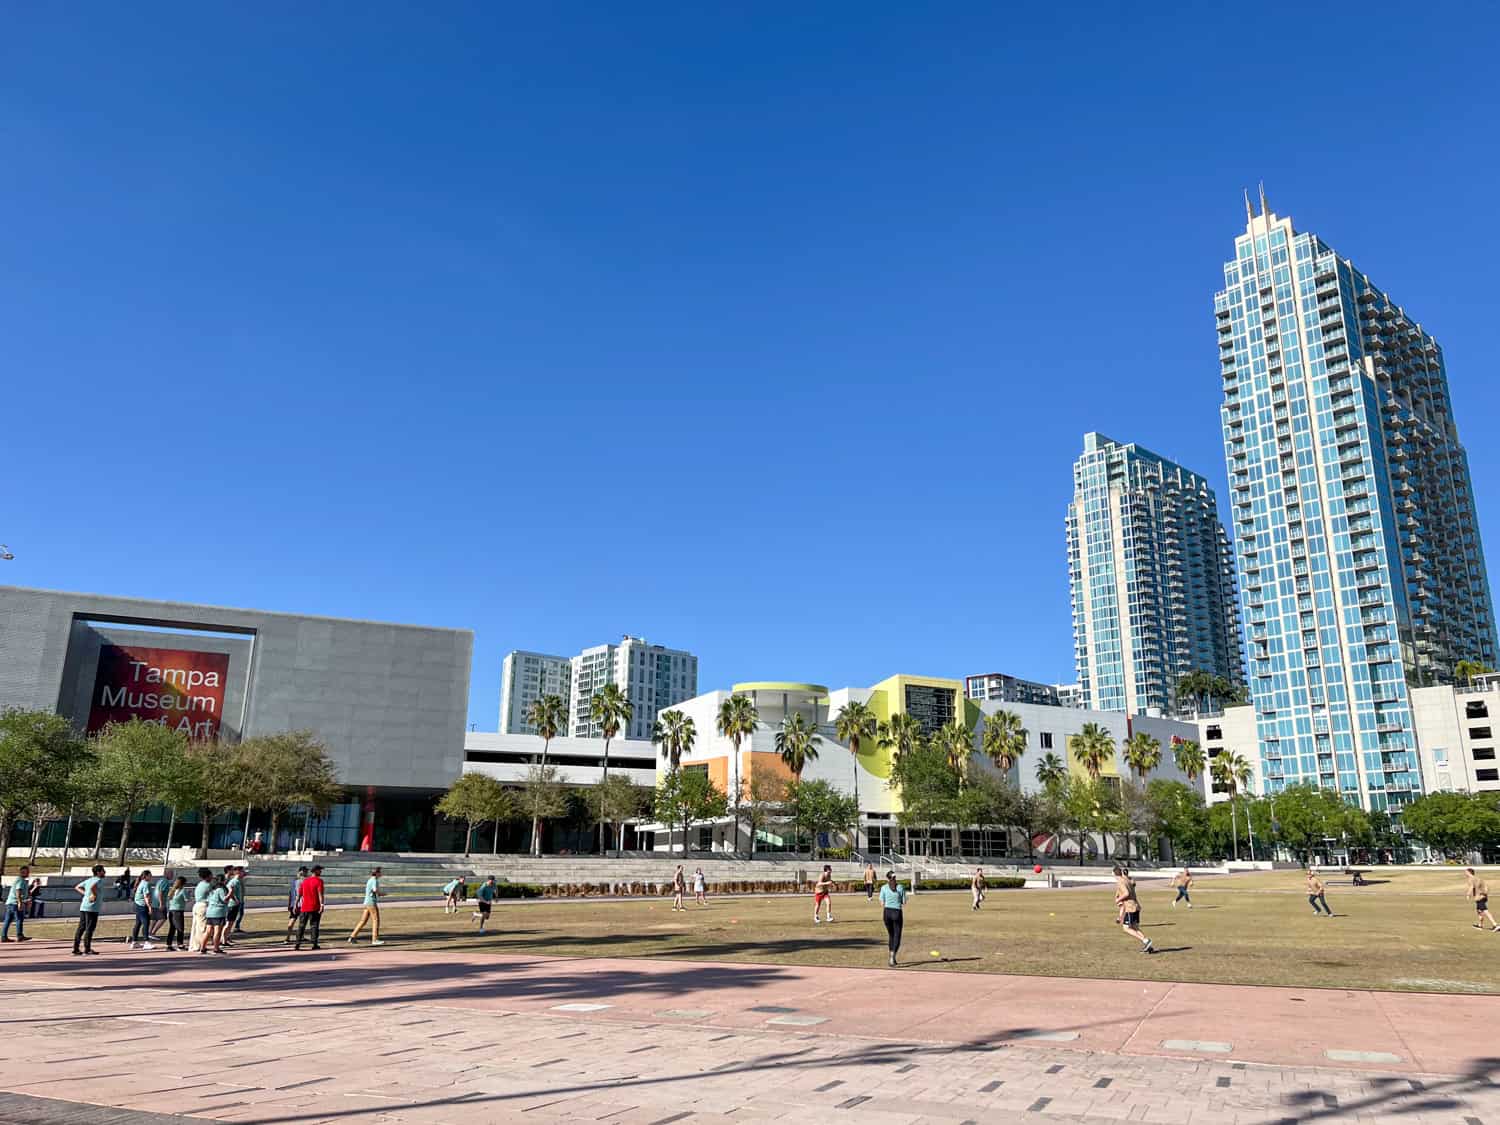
left=570, top=635, right=698, bottom=741
left=964, top=672, right=1062, bottom=707
left=1217, top=195, right=1496, bottom=813
left=1067, top=433, right=1244, bottom=718
left=499, top=650, right=573, bottom=735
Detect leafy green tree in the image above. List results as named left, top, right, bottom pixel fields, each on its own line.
left=653, top=768, right=727, bottom=856
left=892, top=740, right=959, bottom=855
left=239, top=730, right=343, bottom=851
left=1007, top=785, right=1059, bottom=861
left=653, top=709, right=697, bottom=771
left=1402, top=791, right=1500, bottom=858
left=1172, top=738, right=1206, bottom=782
left=1068, top=722, right=1115, bottom=781
left=591, top=774, right=649, bottom=853
left=1145, top=779, right=1210, bottom=862
left=833, top=700, right=877, bottom=841
left=1056, top=775, right=1103, bottom=865
left=0, top=708, right=90, bottom=873
left=589, top=683, right=633, bottom=852
left=1034, top=751, right=1067, bottom=789
left=1269, top=783, right=1370, bottom=863
left=437, top=772, right=510, bottom=856
left=1456, top=659, right=1493, bottom=686
left=774, top=711, right=821, bottom=778
left=93, top=718, right=187, bottom=864
left=153, top=738, right=203, bottom=866
left=741, top=772, right=787, bottom=857
left=933, top=721, right=974, bottom=789
left=981, top=709, right=1027, bottom=775
left=518, top=764, right=569, bottom=855
left=785, top=778, right=858, bottom=857
left=716, top=693, right=758, bottom=851
left=1122, top=732, right=1161, bottom=781
left=186, top=740, right=248, bottom=858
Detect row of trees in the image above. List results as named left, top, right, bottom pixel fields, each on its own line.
left=0, top=707, right=342, bottom=873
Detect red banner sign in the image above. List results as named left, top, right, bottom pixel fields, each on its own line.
left=86, top=644, right=230, bottom=740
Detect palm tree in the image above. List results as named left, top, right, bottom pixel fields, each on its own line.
left=653, top=709, right=696, bottom=772
left=1035, top=752, right=1067, bottom=788
left=1122, top=731, right=1161, bottom=781
left=774, top=711, right=822, bottom=779
left=716, top=693, right=758, bottom=853
left=833, top=700, right=877, bottom=851
left=1456, top=659, right=1493, bottom=686
left=524, top=693, right=566, bottom=855
left=935, top=721, right=974, bottom=789
left=590, top=683, right=632, bottom=853
left=981, top=709, right=1027, bottom=775
left=876, top=712, right=924, bottom=774
left=1069, top=722, right=1115, bottom=781
left=1211, top=750, right=1252, bottom=861
left=1173, top=737, right=1206, bottom=782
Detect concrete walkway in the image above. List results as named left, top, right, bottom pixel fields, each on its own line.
left=1, top=938, right=1497, bottom=1123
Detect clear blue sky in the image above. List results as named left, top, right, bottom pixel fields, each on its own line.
left=5, top=4, right=1498, bottom=730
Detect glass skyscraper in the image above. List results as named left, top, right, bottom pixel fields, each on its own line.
left=1068, top=433, right=1243, bottom=717
left=1217, top=195, right=1496, bottom=813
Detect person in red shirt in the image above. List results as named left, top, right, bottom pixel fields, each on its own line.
left=293, top=865, right=326, bottom=950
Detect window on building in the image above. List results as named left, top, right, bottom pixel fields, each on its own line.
left=1207, top=725, right=1222, bottom=740
left=1477, top=769, right=1499, bottom=782
left=1470, top=727, right=1492, bottom=741
left=1474, top=747, right=1497, bottom=762
left=1040, top=732, right=1053, bottom=749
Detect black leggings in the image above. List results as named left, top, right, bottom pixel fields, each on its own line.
left=883, top=907, right=904, bottom=954
left=166, top=910, right=186, bottom=947
left=73, top=912, right=100, bottom=952
left=295, top=910, right=322, bottom=946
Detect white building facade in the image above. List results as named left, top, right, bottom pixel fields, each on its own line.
left=499, top=650, right=573, bottom=734
left=570, top=635, right=698, bottom=741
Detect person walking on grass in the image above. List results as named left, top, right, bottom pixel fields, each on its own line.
left=284, top=866, right=307, bottom=944
left=2, top=865, right=31, bottom=943
left=164, top=876, right=189, bottom=951
left=1306, top=869, right=1332, bottom=916
left=693, top=867, right=707, bottom=906
left=294, top=865, right=326, bottom=950
left=474, top=875, right=497, bottom=933
left=1465, top=868, right=1500, bottom=931
left=812, top=865, right=835, bottom=924
left=671, top=866, right=686, bottom=911
left=1114, top=866, right=1155, bottom=954
left=73, top=865, right=106, bottom=956
left=1171, top=868, right=1193, bottom=909
left=188, top=868, right=213, bottom=952
left=225, top=866, right=246, bottom=938
left=971, top=867, right=987, bottom=912
left=149, top=869, right=173, bottom=939
left=880, top=870, right=907, bottom=967
left=348, top=866, right=385, bottom=945
left=863, top=862, right=876, bottom=902
left=128, top=870, right=156, bottom=950
left=203, top=875, right=229, bottom=954
left=443, top=876, right=463, bottom=914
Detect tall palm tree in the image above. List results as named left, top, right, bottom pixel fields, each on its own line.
left=1456, top=659, right=1492, bottom=686
left=833, top=700, right=877, bottom=851
left=590, top=683, right=632, bottom=854
left=1122, top=731, right=1161, bottom=781
left=876, top=712, right=924, bottom=775
left=1210, top=750, right=1252, bottom=861
left=653, top=709, right=696, bottom=772
left=935, top=721, right=974, bottom=789
left=1035, top=752, right=1067, bottom=788
left=981, top=710, right=1027, bottom=773
left=524, top=693, right=566, bottom=855
left=716, top=693, right=758, bottom=852
left=1069, top=721, right=1115, bottom=781
left=774, top=711, right=822, bottom=779
left=1173, top=737, right=1206, bottom=782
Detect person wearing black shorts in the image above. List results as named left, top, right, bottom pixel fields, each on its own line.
left=1114, top=866, right=1154, bottom=953
left=1466, top=868, right=1500, bottom=931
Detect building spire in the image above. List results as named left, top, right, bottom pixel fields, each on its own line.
left=1259, top=181, right=1269, bottom=219
left=1244, top=188, right=1254, bottom=223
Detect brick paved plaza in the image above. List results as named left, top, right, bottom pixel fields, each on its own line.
left=3, top=932, right=1500, bottom=1125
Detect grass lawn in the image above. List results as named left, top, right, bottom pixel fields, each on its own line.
left=14, top=869, right=1500, bottom=994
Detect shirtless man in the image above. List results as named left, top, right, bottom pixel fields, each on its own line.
left=1170, top=868, right=1193, bottom=909
left=970, top=867, right=987, bottom=911
left=863, top=862, right=877, bottom=902
left=1465, top=867, right=1500, bottom=931
left=812, top=865, right=835, bottom=924
left=1306, top=869, right=1331, bottom=916
left=1114, top=866, right=1154, bottom=953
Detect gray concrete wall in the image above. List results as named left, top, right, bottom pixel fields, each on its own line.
left=0, top=585, right=472, bottom=791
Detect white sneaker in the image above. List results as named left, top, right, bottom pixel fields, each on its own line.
left=371, top=940, right=386, bottom=946
left=813, top=917, right=820, bottom=925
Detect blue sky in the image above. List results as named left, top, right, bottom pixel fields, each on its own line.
left=5, top=4, right=1498, bottom=730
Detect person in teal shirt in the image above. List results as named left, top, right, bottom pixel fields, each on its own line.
left=73, top=865, right=106, bottom=956
left=443, top=877, right=463, bottom=914
left=348, top=867, right=384, bottom=946
left=164, top=877, right=190, bottom=951
left=203, top=876, right=230, bottom=955
left=224, top=867, right=245, bottom=940
left=474, top=876, right=497, bottom=933
left=129, top=870, right=156, bottom=948
left=149, top=870, right=173, bottom=940
left=2, top=863, right=31, bottom=942
left=189, top=868, right=213, bottom=953
left=879, top=871, right=908, bottom=967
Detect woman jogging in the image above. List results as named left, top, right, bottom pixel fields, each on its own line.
left=880, top=871, right=907, bottom=967
left=693, top=868, right=707, bottom=906
left=164, top=876, right=189, bottom=951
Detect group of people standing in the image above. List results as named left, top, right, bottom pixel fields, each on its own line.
left=70, top=865, right=251, bottom=955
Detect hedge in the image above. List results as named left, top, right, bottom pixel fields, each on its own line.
left=915, top=877, right=1026, bottom=891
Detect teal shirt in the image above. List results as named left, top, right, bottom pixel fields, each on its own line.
left=477, top=882, right=496, bottom=902
left=168, top=888, right=189, bottom=911
left=443, top=879, right=461, bottom=894
left=5, top=879, right=26, bottom=906
left=205, top=888, right=229, bottom=920
left=78, top=877, right=103, bottom=913
left=194, top=881, right=212, bottom=904
left=879, top=884, right=907, bottom=910
left=133, top=880, right=152, bottom=907
left=363, top=877, right=379, bottom=906
left=227, top=876, right=243, bottom=902
left=155, top=878, right=171, bottom=906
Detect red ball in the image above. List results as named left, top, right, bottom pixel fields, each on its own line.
left=1033, top=864, right=1043, bottom=874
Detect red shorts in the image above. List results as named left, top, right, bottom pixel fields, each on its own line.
left=814, top=891, right=830, bottom=904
